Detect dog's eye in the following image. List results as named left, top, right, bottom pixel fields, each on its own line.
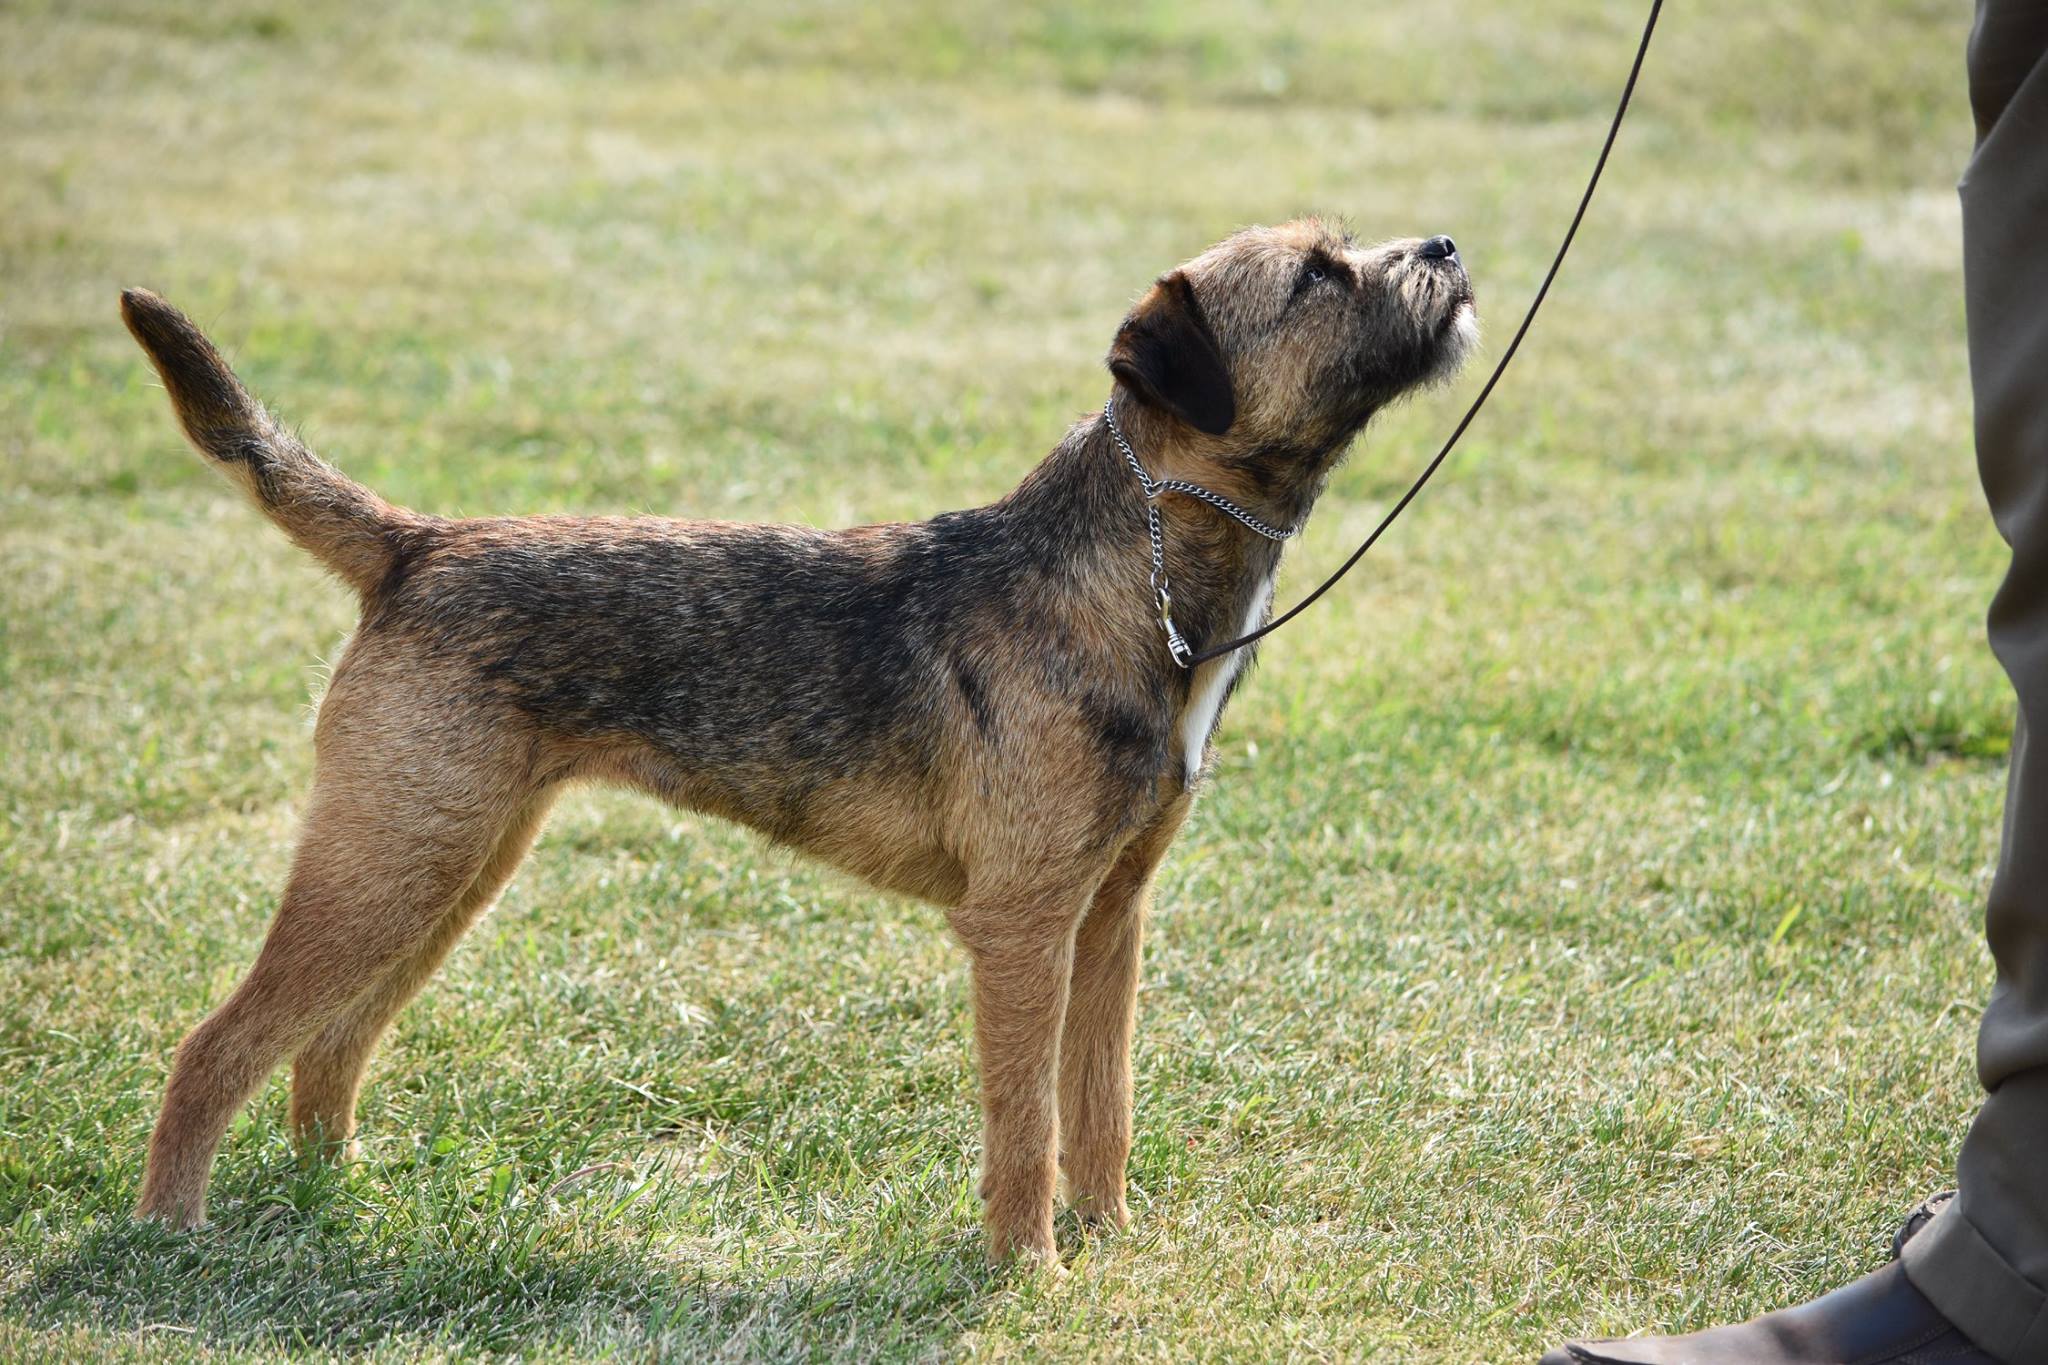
left=1289, top=263, right=1330, bottom=305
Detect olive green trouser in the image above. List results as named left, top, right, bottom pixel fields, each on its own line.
left=1898, top=4, right=2048, bottom=1362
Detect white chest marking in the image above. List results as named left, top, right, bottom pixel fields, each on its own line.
left=1176, top=573, right=1274, bottom=786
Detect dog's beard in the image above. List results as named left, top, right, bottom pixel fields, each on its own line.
left=1384, top=256, right=1478, bottom=390
left=1427, top=300, right=1480, bottom=385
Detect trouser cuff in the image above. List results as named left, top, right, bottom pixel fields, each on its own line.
left=1902, top=1195, right=2048, bottom=1364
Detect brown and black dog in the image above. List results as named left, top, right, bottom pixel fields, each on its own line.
left=121, top=218, right=1474, bottom=1261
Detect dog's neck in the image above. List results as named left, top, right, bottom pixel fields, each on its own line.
left=1003, top=404, right=1307, bottom=673
left=1106, top=401, right=1306, bottom=527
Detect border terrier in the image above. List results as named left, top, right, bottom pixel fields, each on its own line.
left=121, top=218, right=1475, bottom=1261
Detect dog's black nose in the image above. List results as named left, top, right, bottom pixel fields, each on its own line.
left=1419, top=235, right=1458, bottom=261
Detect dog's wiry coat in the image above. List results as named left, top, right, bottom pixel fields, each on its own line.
left=121, top=218, right=1475, bottom=1260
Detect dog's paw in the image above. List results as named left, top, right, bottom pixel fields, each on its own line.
left=991, top=1242, right=1069, bottom=1279
left=133, top=1197, right=208, bottom=1232
left=1058, top=1172, right=1128, bottom=1231
left=984, top=1219, right=1063, bottom=1270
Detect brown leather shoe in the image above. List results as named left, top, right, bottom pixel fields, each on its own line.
left=1541, top=1195, right=2003, bottom=1364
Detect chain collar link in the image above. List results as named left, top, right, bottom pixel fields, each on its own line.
left=1103, top=398, right=1295, bottom=669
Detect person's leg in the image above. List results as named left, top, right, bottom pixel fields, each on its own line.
left=1898, top=2, right=2048, bottom=1359
left=1543, top=5, right=2048, bottom=1361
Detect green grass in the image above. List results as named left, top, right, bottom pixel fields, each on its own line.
left=0, top=1, right=2009, bottom=1359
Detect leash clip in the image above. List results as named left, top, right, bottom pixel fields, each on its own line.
left=1155, top=583, right=1194, bottom=669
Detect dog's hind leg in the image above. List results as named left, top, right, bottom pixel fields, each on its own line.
left=288, top=789, right=557, bottom=1159
left=1057, top=798, right=1188, bottom=1231
left=135, top=694, right=535, bottom=1229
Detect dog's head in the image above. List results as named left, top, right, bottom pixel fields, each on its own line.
left=1107, top=218, right=1477, bottom=504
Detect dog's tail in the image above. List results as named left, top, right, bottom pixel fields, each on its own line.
left=120, top=288, right=407, bottom=596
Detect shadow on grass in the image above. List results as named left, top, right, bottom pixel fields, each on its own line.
left=10, top=1185, right=1002, bottom=1358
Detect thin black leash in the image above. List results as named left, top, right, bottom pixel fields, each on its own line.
left=1164, top=0, right=1664, bottom=668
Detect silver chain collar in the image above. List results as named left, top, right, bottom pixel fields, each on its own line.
left=1102, top=397, right=1297, bottom=669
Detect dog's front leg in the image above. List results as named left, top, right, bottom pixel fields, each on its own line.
left=951, top=884, right=1093, bottom=1264
left=1058, top=799, right=1188, bottom=1230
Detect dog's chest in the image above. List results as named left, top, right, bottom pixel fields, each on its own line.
left=1173, top=573, right=1274, bottom=786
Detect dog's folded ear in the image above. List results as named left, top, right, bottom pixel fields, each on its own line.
left=1106, top=271, right=1236, bottom=437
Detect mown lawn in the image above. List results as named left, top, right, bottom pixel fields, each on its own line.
left=0, top=1, right=2009, bottom=1359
